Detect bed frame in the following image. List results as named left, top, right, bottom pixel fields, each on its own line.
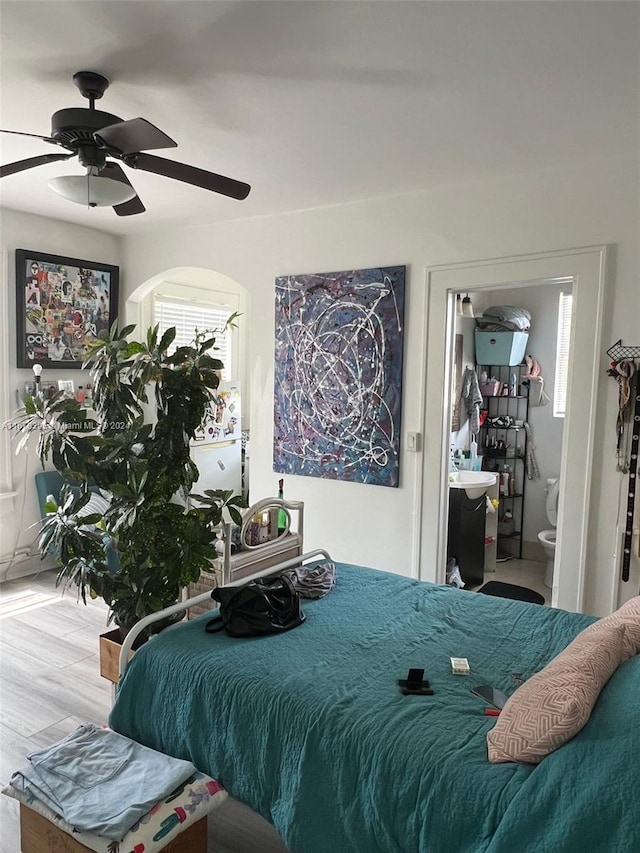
left=186, top=497, right=306, bottom=617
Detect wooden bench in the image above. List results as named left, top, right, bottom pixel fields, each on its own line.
left=20, top=803, right=207, bottom=853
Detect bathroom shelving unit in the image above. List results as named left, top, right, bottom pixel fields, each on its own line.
left=477, top=363, right=530, bottom=560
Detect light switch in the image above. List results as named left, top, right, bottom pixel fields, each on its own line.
left=406, top=431, right=421, bottom=452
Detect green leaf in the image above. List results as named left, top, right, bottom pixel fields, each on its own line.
left=24, top=395, right=36, bottom=414
left=228, top=506, right=244, bottom=526
left=77, top=512, right=103, bottom=525
left=147, top=324, right=159, bottom=349
left=159, top=327, right=177, bottom=352
left=124, top=341, right=145, bottom=356
left=118, top=324, right=137, bottom=339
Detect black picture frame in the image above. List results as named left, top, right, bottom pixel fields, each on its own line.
left=16, top=249, right=119, bottom=369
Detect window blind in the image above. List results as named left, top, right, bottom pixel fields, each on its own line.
left=553, top=291, right=573, bottom=418
left=154, top=297, right=232, bottom=379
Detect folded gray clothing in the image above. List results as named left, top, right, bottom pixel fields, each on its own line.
left=10, top=724, right=197, bottom=841
left=477, top=305, right=531, bottom=331
left=283, top=561, right=336, bottom=599
left=475, top=319, right=525, bottom=332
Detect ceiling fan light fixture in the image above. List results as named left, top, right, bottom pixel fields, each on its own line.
left=47, top=171, right=136, bottom=207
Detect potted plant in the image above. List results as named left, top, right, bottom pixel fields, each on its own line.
left=12, top=321, right=245, bottom=649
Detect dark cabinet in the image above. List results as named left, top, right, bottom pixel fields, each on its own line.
left=477, top=364, right=530, bottom=560
left=447, top=489, right=487, bottom=586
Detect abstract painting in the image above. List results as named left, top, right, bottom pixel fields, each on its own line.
left=274, top=265, right=405, bottom=487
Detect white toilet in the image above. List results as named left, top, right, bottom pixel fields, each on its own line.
left=538, top=478, right=560, bottom=588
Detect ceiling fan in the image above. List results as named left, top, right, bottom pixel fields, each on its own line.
left=0, top=71, right=251, bottom=216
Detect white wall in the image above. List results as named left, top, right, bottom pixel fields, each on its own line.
left=114, top=155, right=638, bottom=615
left=2, top=155, right=638, bottom=614
left=0, top=210, right=121, bottom=578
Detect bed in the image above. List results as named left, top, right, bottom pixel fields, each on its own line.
left=108, top=555, right=640, bottom=853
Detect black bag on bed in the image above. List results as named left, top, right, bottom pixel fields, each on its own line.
left=205, top=575, right=305, bottom=637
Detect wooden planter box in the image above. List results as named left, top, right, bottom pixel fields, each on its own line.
left=99, top=628, right=132, bottom=685
left=99, top=615, right=184, bottom=683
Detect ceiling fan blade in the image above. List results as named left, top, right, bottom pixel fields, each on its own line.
left=0, top=128, right=60, bottom=146
left=0, top=152, right=74, bottom=178
left=102, top=162, right=146, bottom=216
left=124, top=152, right=251, bottom=200
left=95, top=118, right=177, bottom=155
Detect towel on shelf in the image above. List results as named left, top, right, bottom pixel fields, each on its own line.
left=475, top=305, right=532, bottom=332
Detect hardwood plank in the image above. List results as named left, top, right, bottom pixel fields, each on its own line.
left=0, top=722, right=35, bottom=786
left=0, top=792, right=19, bottom=853
left=210, top=798, right=289, bottom=853
left=1, top=619, right=99, bottom=669
left=10, top=599, right=107, bottom=639
left=1, top=641, right=110, bottom=739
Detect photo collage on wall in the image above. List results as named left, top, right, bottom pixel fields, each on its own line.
left=16, top=249, right=119, bottom=369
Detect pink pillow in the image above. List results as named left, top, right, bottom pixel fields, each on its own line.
left=487, top=622, right=625, bottom=764
left=582, top=596, right=640, bottom=661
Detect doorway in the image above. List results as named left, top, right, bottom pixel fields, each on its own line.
left=419, top=247, right=607, bottom=614
left=449, top=281, right=570, bottom=604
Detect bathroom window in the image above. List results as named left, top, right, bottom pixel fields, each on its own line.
left=155, top=297, right=233, bottom=379
left=553, top=291, right=573, bottom=418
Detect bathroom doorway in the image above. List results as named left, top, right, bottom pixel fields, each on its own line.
left=448, top=281, right=570, bottom=605
left=419, top=247, right=607, bottom=614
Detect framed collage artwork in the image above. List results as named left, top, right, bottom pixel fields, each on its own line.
left=16, top=248, right=119, bottom=369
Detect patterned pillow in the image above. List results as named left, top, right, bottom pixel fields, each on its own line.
left=487, top=622, right=626, bottom=764
left=582, top=595, right=640, bottom=662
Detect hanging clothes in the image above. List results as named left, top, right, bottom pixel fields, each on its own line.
left=523, top=422, right=540, bottom=480
left=606, top=358, right=637, bottom=472
left=461, top=366, right=483, bottom=436
left=522, top=355, right=551, bottom=407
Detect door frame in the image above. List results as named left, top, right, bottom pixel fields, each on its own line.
left=418, top=246, right=607, bottom=613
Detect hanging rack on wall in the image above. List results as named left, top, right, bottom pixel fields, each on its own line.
left=607, top=339, right=640, bottom=361
left=606, top=340, right=640, bottom=585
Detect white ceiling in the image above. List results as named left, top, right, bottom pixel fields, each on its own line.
left=1, top=1, right=638, bottom=237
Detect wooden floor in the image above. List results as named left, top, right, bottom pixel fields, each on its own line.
left=0, top=570, right=288, bottom=853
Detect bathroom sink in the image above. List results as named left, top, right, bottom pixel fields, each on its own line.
left=448, top=470, right=497, bottom=499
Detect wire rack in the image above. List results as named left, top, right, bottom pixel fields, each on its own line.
left=606, top=339, right=640, bottom=361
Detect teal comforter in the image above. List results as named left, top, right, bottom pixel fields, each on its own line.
left=109, top=565, right=639, bottom=852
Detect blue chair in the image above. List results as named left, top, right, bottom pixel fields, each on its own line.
left=34, top=471, right=111, bottom=559
left=34, top=470, right=66, bottom=519
left=34, top=471, right=106, bottom=517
